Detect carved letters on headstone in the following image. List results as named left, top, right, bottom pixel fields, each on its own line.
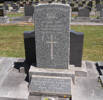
left=34, top=4, right=70, bottom=69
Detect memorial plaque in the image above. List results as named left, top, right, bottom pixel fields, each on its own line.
left=29, top=75, right=71, bottom=97
left=34, top=4, right=70, bottom=69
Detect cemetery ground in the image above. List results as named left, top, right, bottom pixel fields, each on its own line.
left=0, top=25, right=103, bottom=62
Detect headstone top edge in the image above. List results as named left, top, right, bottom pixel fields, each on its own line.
left=36, top=3, right=70, bottom=7
left=32, top=75, right=72, bottom=80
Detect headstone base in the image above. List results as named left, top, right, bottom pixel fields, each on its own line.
left=29, top=66, right=73, bottom=99
left=28, top=95, right=70, bottom=100
left=69, top=61, right=87, bottom=77
left=0, top=16, right=9, bottom=23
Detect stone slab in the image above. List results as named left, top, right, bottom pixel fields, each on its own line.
left=0, top=57, right=29, bottom=100
left=69, top=61, right=87, bottom=77
left=29, top=65, right=75, bottom=83
left=29, top=75, right=72, bottom=97
left=86, top=61, right=98, bottom=78
left=72, top=61, right=103, bottom=100
left=34, top=4, right=70, bottom=69
left=29, top=95, right=70, bottom=100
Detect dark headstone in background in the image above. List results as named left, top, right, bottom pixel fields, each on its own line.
left=100, top=9, right=103, bottom=17
left=24, top=31, right=36, bottom=66
left=0, top=6, right=4, bottom=17
left=70, top=30, right=84, bottom=67
left=96, top=4, right=102, bottom=11
left=24, top=4, right=34, bottom=16
left=78, top=8, right=90, bottom=17
left=4, top=2, right=9, bottom=10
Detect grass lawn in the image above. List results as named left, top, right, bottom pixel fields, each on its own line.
left=0, top=25, right=103, bottom=61
left=7, top=13, right=24, bottom=18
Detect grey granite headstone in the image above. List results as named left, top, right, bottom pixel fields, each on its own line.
left=78, top=8, right=90, bottom=17
left=34, top=4, right=70, bottom=69
left=29, top=75, right=71, bottom=97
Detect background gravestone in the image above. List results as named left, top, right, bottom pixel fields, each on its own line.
left=24, top=4, right=34, bottom=16
left=0, top=6, right=4, bottom=17
left=78, top=7, right=90, bottom=17
left=100, top=9, right=103, bottom=18
left=34, top=4, right=70, bottom=69
left=4, top=2, right=9, bottom=11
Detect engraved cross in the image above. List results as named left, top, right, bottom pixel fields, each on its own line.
left=46, top=35, right=57, bottom=60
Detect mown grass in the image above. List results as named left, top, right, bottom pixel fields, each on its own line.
left=7, top=13, right=24, bottom=18
left=0, top=25, right=103, bottom=61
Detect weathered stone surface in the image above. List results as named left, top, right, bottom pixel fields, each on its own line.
left=29, top=66, right=75, bottom=83
left=72, top=61, right=103, bottom=100
left=0, top=57, right=29, bottom=100
left=34, top=4, right=70, bottom=69
left=29, top=75, right=71, bottom=97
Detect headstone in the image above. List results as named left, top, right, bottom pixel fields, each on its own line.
left=24, top=4, right=34, bottom=16
left=0, top=6, right=9, bottom=23
left=70, top=30, right=84, bottom=67
left=24, top=31, right=36, bottom=65
left=78, top=8, right=90, bottom=17
left=28, top=3, right=72, bottom=100
left=0, top=6, right=4, bottom=17
left=100, top=9, right=103, bottom=18
left=34, top=4, right=70, bottom=69
left=4, top=2, right=9, bottom=10
left=96, top=4, right=101, bottom=11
